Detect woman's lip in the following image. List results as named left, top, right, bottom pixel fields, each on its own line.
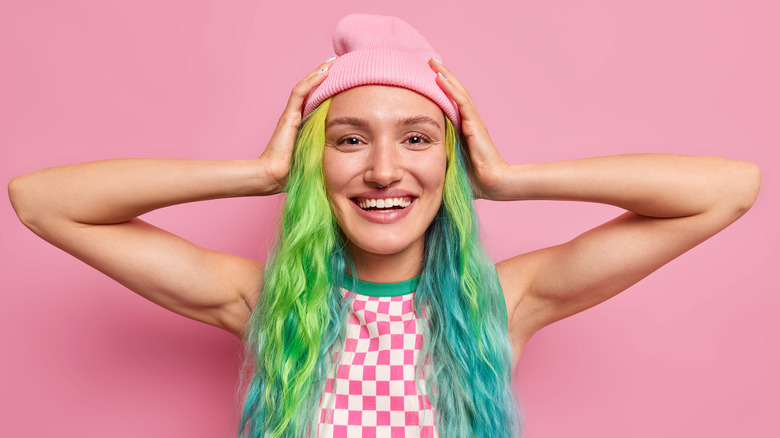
left=350, top=197, right=416, bottom=224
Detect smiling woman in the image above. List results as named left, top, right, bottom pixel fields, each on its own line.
left=241, top=66, right=520, bottom=435
left=7, top=12, right=761, bottom=438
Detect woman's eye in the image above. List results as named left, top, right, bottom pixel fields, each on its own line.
left=405, top=134, right=431, bottom=145
left=337, top=137, right=363, bottom=146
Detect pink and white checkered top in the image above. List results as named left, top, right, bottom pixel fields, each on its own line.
left=316, top=276, right=438, bottom=438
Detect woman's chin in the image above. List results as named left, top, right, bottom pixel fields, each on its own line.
left=346, top=235, right=424, bottom=259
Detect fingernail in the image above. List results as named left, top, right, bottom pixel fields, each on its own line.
left=431, top=57, right=442, bottom=64
left=318, top=67, right=328, bottom=74
left=325, top=55, right=337, bottom=62
left=438, top=71, right=447, bottom=80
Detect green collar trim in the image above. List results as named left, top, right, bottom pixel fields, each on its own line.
left=343, top=275, right=420, bottom=297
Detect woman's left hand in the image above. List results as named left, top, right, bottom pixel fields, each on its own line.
left=428, top=58, right=510, bottom=200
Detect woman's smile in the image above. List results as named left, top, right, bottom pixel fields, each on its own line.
left=354, top=195, right=413, bottom=211
left=350, top=189, right=417, bottom=224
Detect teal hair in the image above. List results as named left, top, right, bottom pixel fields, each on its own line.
left=415, top=118, right=522, bottom=436
left=239, top=99, right=522, bottom=437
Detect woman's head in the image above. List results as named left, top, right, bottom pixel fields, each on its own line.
left=296, top=13, right=466, bottom=264
left=322, top=85, right=447, bottom=261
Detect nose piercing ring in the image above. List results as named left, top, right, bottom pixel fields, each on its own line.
left=378, top=184, right=388, bottom=189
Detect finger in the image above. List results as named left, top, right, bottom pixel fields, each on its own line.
left=282, top=56, right=337, bottom=118
left=427, top=59, right=485, bottom=131
left=428, top=58, right=469, bottom=96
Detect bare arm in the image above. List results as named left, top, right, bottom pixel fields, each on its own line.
left=8, top=58, right=336, bottom=338
left=428, top=59, right=761, bottom=360
left=9, top=158, right=269, bottom=337
left=490, top=155, right=760, bottom=350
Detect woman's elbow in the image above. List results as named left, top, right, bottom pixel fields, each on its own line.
left=726, top=160, right=761, bottom=218
left=8, top=172, right=48, bottom=234
left=739, top=160, right=761, bottom=209
left=9, top=174, right=29, bottom=221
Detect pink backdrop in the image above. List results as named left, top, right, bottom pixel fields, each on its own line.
left=2, top=1, right=777, bottom=437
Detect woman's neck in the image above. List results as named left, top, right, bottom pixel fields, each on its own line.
left=346, top=240, right=424, bottom=283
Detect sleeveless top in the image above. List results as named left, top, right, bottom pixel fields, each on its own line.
left=316, top=276, right=438, bottom=437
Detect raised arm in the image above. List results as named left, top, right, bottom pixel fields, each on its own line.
left=7, top=59, right=336, bottom=337
left=428, top=59, right=761, bottom=359
left=488, top=155, right=760, bottom=347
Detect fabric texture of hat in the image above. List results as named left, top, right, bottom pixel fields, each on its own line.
left=303, top=14, right=461, bottom=132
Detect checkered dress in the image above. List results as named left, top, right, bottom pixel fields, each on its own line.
left=317, top=277, right=438, bottom=437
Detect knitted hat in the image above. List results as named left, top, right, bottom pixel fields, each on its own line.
left=302, top=14, right=461, bottom=132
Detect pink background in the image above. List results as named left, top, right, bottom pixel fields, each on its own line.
left=1, top=1, right=777, bottom=437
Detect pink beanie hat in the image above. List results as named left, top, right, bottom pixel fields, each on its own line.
left=302, top=14, right=461, bottom=132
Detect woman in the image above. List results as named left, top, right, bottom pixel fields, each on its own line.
left=8, top=14, right=761, bottom=438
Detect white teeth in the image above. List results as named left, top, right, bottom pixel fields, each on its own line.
left=357, top=196, right=413, bottom=210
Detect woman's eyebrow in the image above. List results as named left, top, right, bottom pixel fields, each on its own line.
left=400, top=116, right=441, bottom=130
left=326, top=117, right=368, bottom=129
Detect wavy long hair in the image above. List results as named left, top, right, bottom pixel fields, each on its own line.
left=239, top=98, right=522, bottom=437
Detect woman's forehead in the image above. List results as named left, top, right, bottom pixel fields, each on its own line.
left=326, top=85, right=446, bottom=128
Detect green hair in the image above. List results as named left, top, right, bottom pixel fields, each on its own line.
left=239, top=98, right=522, bottom=437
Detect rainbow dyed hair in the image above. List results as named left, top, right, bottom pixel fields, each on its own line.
left=239, top=98, right=522, bottom=437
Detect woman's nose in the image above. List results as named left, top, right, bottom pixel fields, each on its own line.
left=365, top=141, right=403, bottom=187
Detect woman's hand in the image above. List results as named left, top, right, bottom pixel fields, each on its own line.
left=258, top=57, right=336, bottom=194
left=428, top=58, right=510, bottom=200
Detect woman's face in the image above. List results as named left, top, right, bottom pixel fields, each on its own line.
left=323, top=85, right=447, bottom=263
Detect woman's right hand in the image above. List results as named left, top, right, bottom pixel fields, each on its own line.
left=258, top=57, right=335, bottom=194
